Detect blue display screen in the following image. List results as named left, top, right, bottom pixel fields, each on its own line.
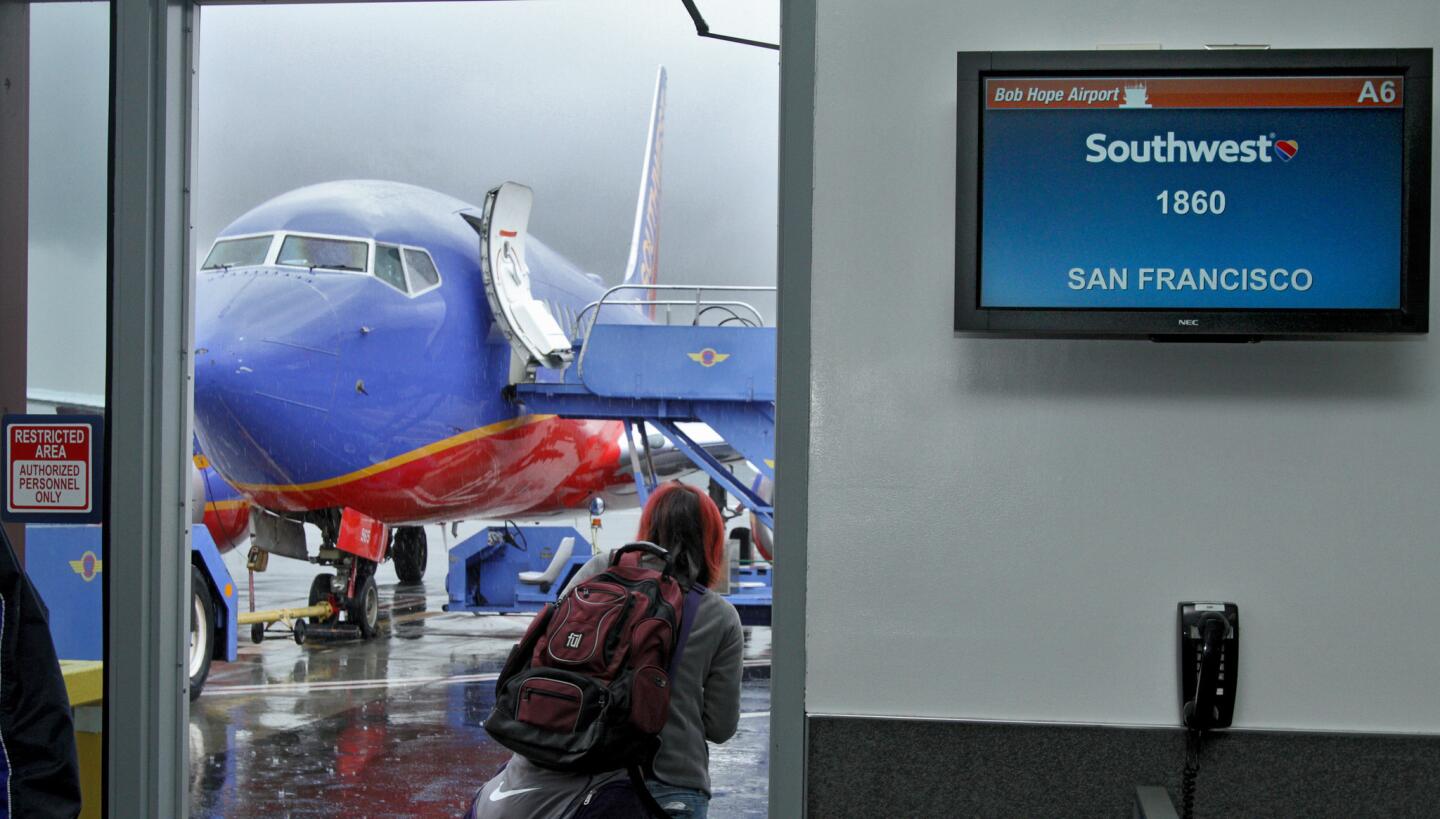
left=979, top=76, right=1405, bottom=310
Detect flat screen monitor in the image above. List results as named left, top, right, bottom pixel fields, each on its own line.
left=954, top=49, right=1431, bottom=339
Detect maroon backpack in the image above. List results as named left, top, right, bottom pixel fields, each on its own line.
left=484, top=542, right=704, bottom=777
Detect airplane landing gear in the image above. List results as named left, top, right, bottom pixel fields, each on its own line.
left=309, top=573, right=337, bottom=625
left=348, top=560, right=380, bottom=639
left=299, top=558, right=378, bottom=639
left=237, top=509, right=386, bottom=644
left=391, top=527, right=427, bottom=584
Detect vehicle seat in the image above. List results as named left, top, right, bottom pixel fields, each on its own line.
left=518, top=536, right=575, bottom=586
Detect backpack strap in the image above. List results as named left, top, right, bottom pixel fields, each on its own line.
left=667, top=585, right=706, bottom=678
left=611, top=541, right=675, bottom=574
left=629, top=586, right=706, bottom=815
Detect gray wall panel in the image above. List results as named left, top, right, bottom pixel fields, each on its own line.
left=771, top=0, right=816, bottom=814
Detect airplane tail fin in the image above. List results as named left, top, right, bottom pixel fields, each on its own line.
left=621, top=67, right=667, bottom=319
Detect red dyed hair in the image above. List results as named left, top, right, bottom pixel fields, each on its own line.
left=636, top=482, right=726, bottom=587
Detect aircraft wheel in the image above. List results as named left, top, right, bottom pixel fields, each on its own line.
left=188, top=566, right=214, bottom=701
left=348, top=571, right=379, bottom=639
left=392, top=527, right=427, bottom=583
left=308, top=573, right=337, bottom=625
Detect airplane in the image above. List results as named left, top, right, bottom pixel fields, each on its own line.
left=191, top=68, right=764, bottom=642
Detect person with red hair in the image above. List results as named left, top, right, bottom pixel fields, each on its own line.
left=632, top=481, right=729, bottom=591
left=567, top=481, right=743, bottom=817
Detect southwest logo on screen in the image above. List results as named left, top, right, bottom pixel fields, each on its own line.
left=1086, top=132, right=1284, bottom=163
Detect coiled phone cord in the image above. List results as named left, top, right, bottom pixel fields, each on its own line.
left=1181, top=729, right=1202, bottom=819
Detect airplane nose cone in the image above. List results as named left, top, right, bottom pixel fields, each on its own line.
left=194, top=271, right=341, bottom=485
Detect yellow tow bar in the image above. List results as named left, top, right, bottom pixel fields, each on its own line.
left=237, top=601, right=334, bottom=625
left=238, top=601, right=338, bottom=645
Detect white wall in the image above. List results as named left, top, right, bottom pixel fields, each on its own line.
left=805, top=0, right=1440, bottom=732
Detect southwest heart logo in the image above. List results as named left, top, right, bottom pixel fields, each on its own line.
left=1274, top=140, right=1299, bottom=161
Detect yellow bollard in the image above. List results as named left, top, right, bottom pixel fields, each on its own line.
left=60, top=660, right=103, bottom=819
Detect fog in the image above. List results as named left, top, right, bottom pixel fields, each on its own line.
left=28, top=3, right=109, bottom=404
left=28, top=1, right=779, bottom=403
left=196, top=0, right=779, bottom=303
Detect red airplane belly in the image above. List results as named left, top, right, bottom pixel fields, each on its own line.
left=523, top=421, right=633, bottom=511
left=240, top=416, right=625, bottom=524
left=202, top=501, right=251, bottom=554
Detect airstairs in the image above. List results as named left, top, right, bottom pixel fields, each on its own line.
left=445, top=182, right=775, bottom=624
left=512, top=284, right=775, bottom=529
left=470, top=183, right=777, bottom=530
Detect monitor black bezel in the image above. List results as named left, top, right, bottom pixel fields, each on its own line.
left=954, top=48, right=1432, bottom=339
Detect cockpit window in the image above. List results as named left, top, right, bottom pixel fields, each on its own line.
left=202, top=235, right=271, bottom=270
left=374, top=244, right=408, bottom=293
left=276, top=235, right=368, bottom=272
left=403, top=248, right=441, bottom=291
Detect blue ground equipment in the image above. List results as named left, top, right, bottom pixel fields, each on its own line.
left=445, top=524, right=594, bottom=613
left=25, top=526, right=105, bottom=661
left=444, top=523, right=772, bottom=626
left=26, top=524, right=238, bottom=690
left=191, top=522, right=240, bottom=669
left=514, top=299, right=776, bottom=528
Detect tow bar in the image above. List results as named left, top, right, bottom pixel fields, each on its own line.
left=237, top=601, right=360, bottom=644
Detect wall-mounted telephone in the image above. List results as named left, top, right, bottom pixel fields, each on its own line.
left=1177, top=602, right=1238, bottom=730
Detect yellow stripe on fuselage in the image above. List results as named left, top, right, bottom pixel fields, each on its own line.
left=227, top=414, right=556, bottom=494
left=204, top=500, right=248, bottom=512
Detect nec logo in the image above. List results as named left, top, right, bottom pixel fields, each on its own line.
left=1178, top=319, right=1200, bottom=327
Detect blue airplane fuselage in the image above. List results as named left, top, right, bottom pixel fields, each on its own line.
left=194, top=180, right=642, bottom=524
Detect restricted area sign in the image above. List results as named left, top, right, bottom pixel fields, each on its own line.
left=2, top=415, right=104, bottom=524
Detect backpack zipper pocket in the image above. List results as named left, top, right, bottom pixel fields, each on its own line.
left=517, top=678, right=585, bottom=733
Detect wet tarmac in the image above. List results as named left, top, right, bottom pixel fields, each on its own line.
left=189, top=519, right=771, bottom=817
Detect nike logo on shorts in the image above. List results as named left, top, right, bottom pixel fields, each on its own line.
left=489, top=780, right=541, bottom=801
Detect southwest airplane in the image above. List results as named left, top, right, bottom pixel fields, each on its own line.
left=192, top=68, right=747, bottom=637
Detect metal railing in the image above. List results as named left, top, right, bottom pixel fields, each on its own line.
left=572, top=284, right=776, bottom=381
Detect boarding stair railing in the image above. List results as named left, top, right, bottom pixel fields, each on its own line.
left=509, top=283, right=776, bottom=530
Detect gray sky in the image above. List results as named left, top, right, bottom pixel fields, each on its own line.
left=28, top=3, right=108, bottom=403
left=195, top=0, right=779, bottom=302
left=27, top=0, right=778, bottom=403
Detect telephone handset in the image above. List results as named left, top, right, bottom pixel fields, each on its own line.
left=1177, top=602, right=1238, bottom=731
